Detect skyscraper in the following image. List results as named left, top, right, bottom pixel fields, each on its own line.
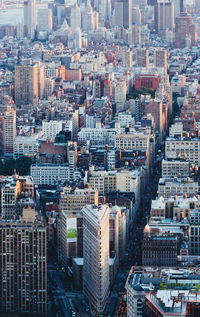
left=154, top=48, right=167, bottom=74
left=171, top=0, right=186, bottom=18
left=83, top=204, right=110, bottom=314
left=70, top=3, right=82, bottom=30
left=82, top=0, right=95, bottom=33
left=3, top=106, right=16, bottom=157
left=154, top=1, right=174, bottom=36
left=114, top=0, right=132, bottom=29
left=37, top=7, right=52, bottom=35
left=24, top=0, right=36, bottom=39
left=175, top=13, right=197, bottom=48
left=15, top=63, right=39, bottom=106
left=0, top=212, right=47, bottom=315
left=136, top=48, right=149, bottom=67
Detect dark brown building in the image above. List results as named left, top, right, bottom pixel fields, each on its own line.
left=175, top=13, right=197, bottom=48
left=142, top=231, right=178, bottom=267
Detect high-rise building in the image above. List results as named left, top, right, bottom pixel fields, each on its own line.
left=175, top=13, right=197, bottom=48
left=24, top=0, right=36, bottom=39
left=70, top=3, right=81, bottom=30
left=83, top=204, right=110, bottom=314
left=114, top=0, right=132, bottom=29
left=67, top=141, right=78, bottom=182
left=3, top=106, right=16, bottom=157
left=132, top=5, right=141, bottom=25
left=128, top=24, right=141, bottom=46
left=171, top=0, right=186, bottom=18
left=0, top=212, right=47, bottom=315
left=82, top=0, right=95, bottom=33
left=74, top=27, right=82, bottom=49
left=154, top=1, right=174, bottom=36
left=136, top=48, right=149, bottom=67
left=15, top=63, right=39, bottom=106
left=37, top=7, right=52, bottom=34
left=154, top=48, right=167, bottom=74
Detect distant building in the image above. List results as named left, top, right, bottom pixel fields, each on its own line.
left=175, top=13, right=197, bottom=48
left=135, top=74, right=161, bottom=90
left=154, top=48, right=167, bottom=74
left=15, top=63, right=40, bottom=106
left=37, top=7, right=52, bottom=35
left=114, top=0, right=132, bottom=29
left=136, top=48, right=149, bottom=68
left=24, top=0, right=36, bottom=39
left=3, top=106, right=16, bottom=157
left=154, top=1, right=174, bottom=36
left=42, top=120, right=63, bottom=138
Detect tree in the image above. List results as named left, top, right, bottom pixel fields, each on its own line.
left=0, top=157, right=33, bottom=176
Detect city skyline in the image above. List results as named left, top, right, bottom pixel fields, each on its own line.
left=0, top=0, right=200, bottom=316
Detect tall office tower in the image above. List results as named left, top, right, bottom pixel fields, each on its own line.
left=180, top=0, right=186, bottom=13
left=122, top=48, right=133, bottom=67
left=82, top=0, right=95, bottom=32
left=171, top=0, right=179, bottom=19
left=97, top=0, right=111, bottom=25
left=136, top=48, right=149, bottom=67
left=24, top=0, right=36, bottom=39
left=83, top=204, right=110, bottom=314
left=15, top=63, right=39, bottom=106
left=98, top=0, right=107, bottom=25
left=114, top=0, right=132, bottom=29
left=37, top=7, right=53, bottom=34
left=36, top=62, right=45, bottom=100
left=75, top=27, right=82, bottom=49
left=0, top=213, right=47, bottom=314
left=175, top=13, right=197, bottom=48
left=3, top=106, right=16, bottom=157
left=154, top=0, right=174, bottom=36
left=67, top=141, right=78, bottom=182
left=132, top=5, right=141, bottom=25
left=154, top=48, right=167, bottom=74
left=128, top=24, right=141, bottom=46
left=70, top=3, right=81, bottom=29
